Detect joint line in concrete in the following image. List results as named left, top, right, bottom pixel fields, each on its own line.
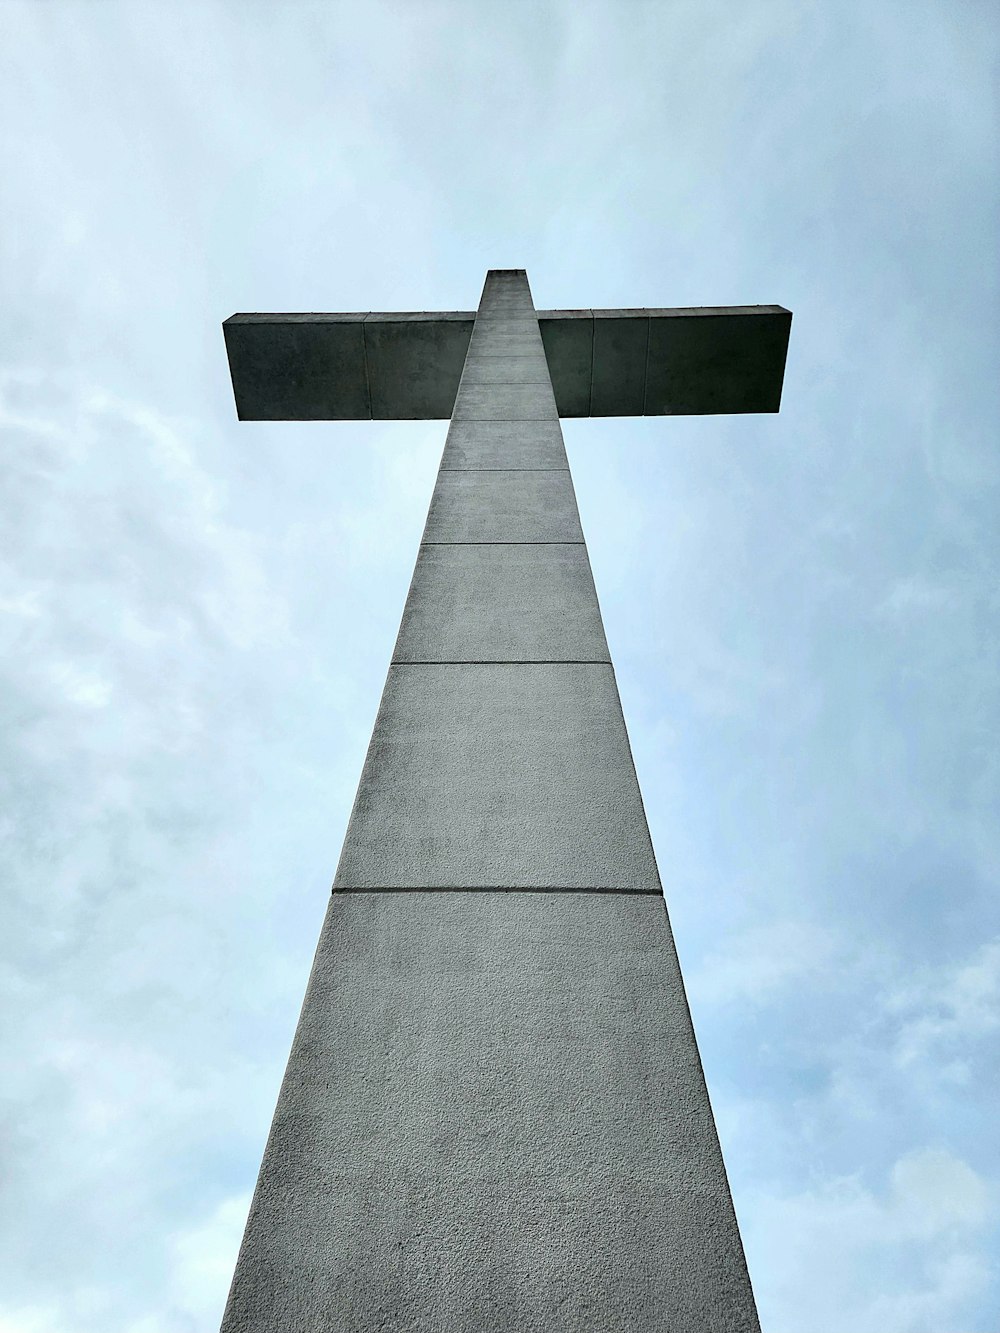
left=360, top=318, right=374, bottom=420
left=330, top=885, right=664, bottom=896
left=641, top=314, right=652, bottom=416
left=390, top=659, right=613, bottom=666
left=587, top=311, right=595, bottom=417
left=421, top=538, right=586, bottom=543
left=435, top=467, right=565, bottom=474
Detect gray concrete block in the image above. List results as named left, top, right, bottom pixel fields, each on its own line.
left=393, top=544, right=610, bottom=663
left=441, top=421, right=568, bottom=471
left=333, top=663, right=660, bottom=890
left=538, top=310, right=592, bottom=417
left=453, top=383, right=557, bottom=420
left=468, top=318, right=541, bottom=335
left=591, top=311, right=649, bottom=416
left=466, top=330, right=545, bottom=357
left=223, top=315, right=371, bottom=420
left=477, top=276, right=535, bottom=308
left=460, top=356, right=553, bottom=385
left=223, top=305, right=791, bottom=422
left=424, top=470, right=582, bottom=543
left=644, top=308, right=791, bottom=415
left=364, top=315, right=474, bottom=420
left=478, top=294, right=534, bottom=309
left=220, top=892, right=759, bottom=1333
left=473, top=303, right=537, bottom=317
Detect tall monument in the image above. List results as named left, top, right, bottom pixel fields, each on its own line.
left=220, top=270, right=790, bottom=1331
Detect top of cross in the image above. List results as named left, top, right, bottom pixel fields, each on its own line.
left=222, top=270, right=791, bottom=422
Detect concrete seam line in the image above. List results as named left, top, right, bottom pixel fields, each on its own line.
left=420, top=541, right=586, bottom=547
left=589, top=310, right=596, bottom=417
left=440, top=469, right=570, bottom=474
left=329, top=886, right=664, bottom=896
left=360, top=314, right=373, bottom=420
left=437, top=467, right=567, bottom=475
left=390, top=663, right=613, bottom=668
left=417, top=539, right=585, bottom=545
left=415, top=540, right=585, bottom=548
left=641, top=314, right=652, bottom=416
left=437, top=469, right=570, bottom=474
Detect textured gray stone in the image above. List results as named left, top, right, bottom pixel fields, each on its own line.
left=466, top=329, right=545, bottom=357
left=471, top=317, right=541, bottom=333
left=223, top=314, right=370, bottom=420
left=393, top=543, right=610, bottom=663
left=333, top=664, right=660, bottom=890
left=220, top=892, right=759, bottom=1333
left=644, top=309, right=790, bottom=414
left=364, top=313, right=475, bottom=420
left=476, top=272, right=536, bottom=305
left=592, top=310, right=650, bottom=416
left=441, top=420, right=567, bottom=471
left=452, top=382, right=558, bottom=420
left=537, top=309, right=594, bottom=417
left=535, top=306, right=794, bottom=419
left=460, top=355, right=553, bottom=385
left=424, top=470, right=583, bottom=543
left=476, top=295, right=535, bottom=310
left=223, top=306, right=790, bottom=421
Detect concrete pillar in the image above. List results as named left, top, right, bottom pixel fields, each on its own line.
left=220, top=270, right=760, bottom=1332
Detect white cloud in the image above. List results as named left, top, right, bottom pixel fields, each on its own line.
left=886, top=937, right=1000, bottom=1072
left=166, top=1193, right=251, bottom=1328
left=688, top=918, right=840, bottom=1006
left=0, top=1309, right=63, bottom=1333
left=876, top=575, right=964, bottom=618
left=746, top=1148, right=995, bottom=1333
left=0, top=366, right=339, bottom=1326
left=0, top=1194, right=251, bottom=1333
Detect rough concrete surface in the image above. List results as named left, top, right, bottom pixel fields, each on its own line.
left=460, top=355, right=554, bottom=384
left=452, top=382, right=558, bottom=421
left=466, top=330, right=546, bottom=358
left=392, top=543, right=610, bottom=663
left=423, top=470, right=583, bottom=543
left=364, top=315, right=476, bottom=419
left=440, top=420, right=568, bottom=471
left=470, top=317, right=541, bottom=335
left=537, top=310, right=594, bottom=417
left=220, top=892, right=760, bottom=1333
left=224, top=305, right=790, bottom=421
left=592, top=311, right=650, bottom=416
left=223, top=314, right=371, bottom=420
left=644, top=309, right=790, bottom=414
left=333, top=664, right=660, bottom=890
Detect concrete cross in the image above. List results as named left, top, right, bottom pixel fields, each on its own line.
left=219, top=270, right=791, bottom=1333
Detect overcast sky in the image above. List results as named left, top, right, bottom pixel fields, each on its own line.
left=2, top=3, right=998, bottom=1330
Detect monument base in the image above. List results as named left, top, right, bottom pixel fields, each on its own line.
left=221, top=892, right=757, bottom=1333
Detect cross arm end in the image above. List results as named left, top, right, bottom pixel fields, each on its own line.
left=537, top=305, right=792, bottom=417
left=222, top=311, right=476, bottom=421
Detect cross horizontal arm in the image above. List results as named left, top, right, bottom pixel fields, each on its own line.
left=222, top=305, right=791, bottom=422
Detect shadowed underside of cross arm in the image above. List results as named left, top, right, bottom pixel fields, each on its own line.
left=222, top=305, right=792, bottom=420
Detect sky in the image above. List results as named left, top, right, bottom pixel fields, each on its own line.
left=1, top=2, right=997, bottom=1330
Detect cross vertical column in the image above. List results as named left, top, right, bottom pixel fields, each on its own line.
left=220, top=270, right=761, bottom=1332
